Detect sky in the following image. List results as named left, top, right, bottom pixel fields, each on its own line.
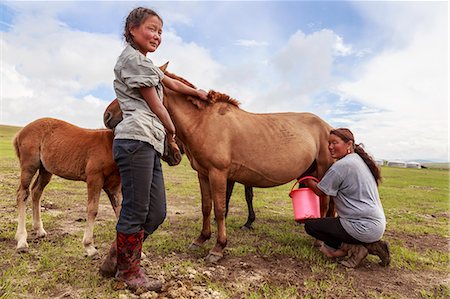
left=1, top=1, right=448, bottom=162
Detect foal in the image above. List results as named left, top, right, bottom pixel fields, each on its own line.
left=14, top=117, right=181, bottom=257
left=14, top=118, right=121, bottom=257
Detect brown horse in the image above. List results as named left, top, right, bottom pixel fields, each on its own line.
left=13, top=117, right=181, bottom=257
left=105, top=67, right=335, bottom=262
left=104, top=100, right=257, bottom=230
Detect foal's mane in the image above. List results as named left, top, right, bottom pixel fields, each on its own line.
left=163, top=70, right=240, bottom=108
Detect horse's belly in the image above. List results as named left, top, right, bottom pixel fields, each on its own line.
left=229, top=159, right=310, bottom=187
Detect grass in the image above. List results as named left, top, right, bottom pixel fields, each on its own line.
left=0, top=124, right=449, bottom=298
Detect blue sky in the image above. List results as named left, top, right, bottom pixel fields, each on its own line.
left=1, top=1, right=448, bottom=162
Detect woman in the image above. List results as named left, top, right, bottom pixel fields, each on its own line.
left=304, top=128, right=390, bottom=268
left=99, top=7, right=208, bottom=293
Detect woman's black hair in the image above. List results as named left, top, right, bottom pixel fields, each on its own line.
left=331, top=128, right=382, bottom=185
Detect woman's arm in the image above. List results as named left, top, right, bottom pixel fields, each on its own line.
left=304, top=179, right=326, bottom=197
left=140, top=86, right=176, bottom=143
left=162, top=76, right=208, bottom=101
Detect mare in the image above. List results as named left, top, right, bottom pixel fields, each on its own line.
left=104, top=66, right=335, bottom=262
left=104, top=104, right=256, bottom=230
left=13, top=117, right=181, bottom=257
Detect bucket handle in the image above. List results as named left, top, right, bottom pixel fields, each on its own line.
left=289, top=176, right=319, bottom=194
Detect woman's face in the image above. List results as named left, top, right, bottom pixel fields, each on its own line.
left=130, top=15, right=163, bottom=54
left=328, top=134, right=352, bottom=160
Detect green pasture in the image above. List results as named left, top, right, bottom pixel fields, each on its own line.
left=0, top=125, right=448, bottom=298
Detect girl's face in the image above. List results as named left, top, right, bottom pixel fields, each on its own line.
left=130, top=15, right=163, bottom=54
left=328, top=134, right=353, bottom=160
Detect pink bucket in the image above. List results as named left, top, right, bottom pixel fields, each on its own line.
left=289, top=176, right=320, bottom=223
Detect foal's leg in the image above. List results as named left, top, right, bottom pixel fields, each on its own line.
left=16, top=167, right=38, bottom=252
left=190, top=173, right=213, bottom=249
left=104, top=186, right=122, bottom=218
left=83, top=177, right=103, bottom=257
left=31, top=167, right=52, bottom=238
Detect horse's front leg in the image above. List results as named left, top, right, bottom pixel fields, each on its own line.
left=83, top=177, right=102, bottom=258
left=189, top=173, right=212, bottom=249
left=205, top=170, right=228, bottom=263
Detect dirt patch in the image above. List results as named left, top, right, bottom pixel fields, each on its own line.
left=111, top=250, right=446, bottom=299
left=5, top=191, right=448, bottom=299
left=385, top=230, right=449, bottom=253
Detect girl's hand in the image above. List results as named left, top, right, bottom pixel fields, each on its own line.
left=196, top=89, right=209, bottom=101
left=167, top=132, right=176, bottom=145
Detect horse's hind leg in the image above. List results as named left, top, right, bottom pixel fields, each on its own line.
left=242, top=186, right=255, bottom=230
left=31, top=167, right=52, bottom=238
left=225, top=180, right=235, bottom=218
left=15, top=166, right=39, bottom=252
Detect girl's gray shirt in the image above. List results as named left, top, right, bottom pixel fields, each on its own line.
left=113, top=44, right=166, bottom=155
left=317, top=153, right=386, bottom=243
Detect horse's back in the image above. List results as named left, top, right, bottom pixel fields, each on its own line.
left=15, top=118, right=114, bottom=181
left=198, top=109, right=332, bottom=186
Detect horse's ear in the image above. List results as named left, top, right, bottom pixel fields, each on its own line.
left=159, top=62, right=169, bottom=72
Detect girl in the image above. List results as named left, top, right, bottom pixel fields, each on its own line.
left=304, top=128, right=390, bottom=268
left=100, top=7, right=208, bottom=293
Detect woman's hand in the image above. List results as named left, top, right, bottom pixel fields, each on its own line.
left=304, top=178, right=326, bottom=197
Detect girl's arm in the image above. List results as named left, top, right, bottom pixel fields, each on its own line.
left=162, top=76, right=208, bottom=101
left=140, top=86, right=176, bottom=143
left=304, top=179, right=326, bottom=197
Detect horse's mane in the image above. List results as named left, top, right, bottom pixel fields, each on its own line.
left=163, top=70, right=240, bottom=109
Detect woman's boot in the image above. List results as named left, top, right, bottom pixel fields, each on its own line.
left=339, top=244, right=368, bottom=268
left=116, top=230, right=162, bottom=294
left=100, top=240, right=117, bottom=278
left=364, top=240, right=391, bottom=266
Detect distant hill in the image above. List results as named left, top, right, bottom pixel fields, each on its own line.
left=0, top=124, right=22, bottom=159
left=421, top=162, right=450, bottom=170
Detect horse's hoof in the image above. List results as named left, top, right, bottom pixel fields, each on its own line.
left=85, top=246, right=99, bottom=258
left=240, top=225, right=253, bottom=231
left=16, top=245, right=29, bottom=253
left=35, top=229, right=47, bottom=238
left=205, top=252, right=223, bottom=263
left=188, top=242, right=202, bottom=251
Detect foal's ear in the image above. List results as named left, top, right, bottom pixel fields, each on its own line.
left=159, top=62, right=169, bottom=72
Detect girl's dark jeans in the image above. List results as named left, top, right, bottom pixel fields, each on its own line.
left=113, top=139, right=166, bottom=235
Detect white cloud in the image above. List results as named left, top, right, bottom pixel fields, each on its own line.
left=234, top=39, right=269, bottom=47
left=149, top=30, right=222, bottom=91
left=2, top=12, right=122, bottom=128
left=1, top=2, right=447, bottom=162
left=1, top=11, right=221, bottom=128
left=237, top=29, right=351, bottom=113
left=336, top=3, right=448, bottom=161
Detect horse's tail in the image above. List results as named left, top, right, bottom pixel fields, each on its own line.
left=13, top=131, right=21, bottom=160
